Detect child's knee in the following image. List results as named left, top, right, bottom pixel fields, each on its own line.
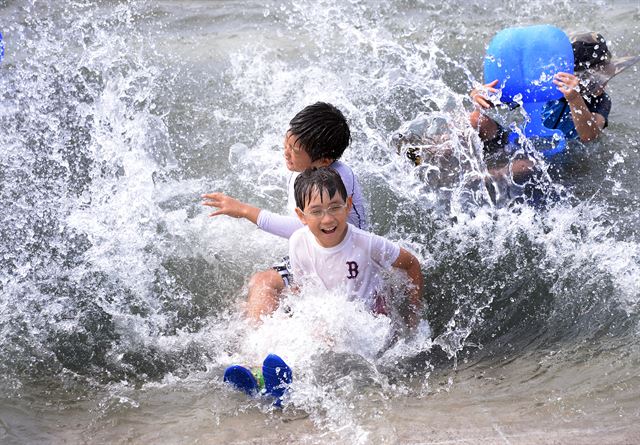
left=470, top=110, right=491, bottom=132
left=249, top=269, right=284, bottom=292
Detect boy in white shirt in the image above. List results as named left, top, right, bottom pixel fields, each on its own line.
left=202, top=103, right=367, bottom=322
left=290, top=167, right=423, bottom=327
left=222, top=167, right=418, bottom=404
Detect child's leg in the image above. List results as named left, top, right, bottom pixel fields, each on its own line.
left=246, top=269, right=285, bottom=323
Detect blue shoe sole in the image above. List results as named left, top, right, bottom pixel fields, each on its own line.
left=262, top=354, right=292, bottom=406
left=223, top=365, right=258, bottom=396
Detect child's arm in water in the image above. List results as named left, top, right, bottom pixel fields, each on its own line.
left=391, top=248, right=424, bottom=329
left=553, top=72, right=606, bottom=142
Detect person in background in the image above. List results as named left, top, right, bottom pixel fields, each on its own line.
left=470, top=32, right=616, bottom=149
left=468, top=31, right=640, bottom=189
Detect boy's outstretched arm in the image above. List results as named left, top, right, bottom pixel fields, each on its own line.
left=392, top=248, right=424, bottom=328
left=202, top=193, right=303, bottom=238
left=201, top=192, right=261, bottom=224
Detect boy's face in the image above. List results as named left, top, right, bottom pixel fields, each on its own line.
left=284, top=132, right=331, bottom=172
left=295, top=188, right=352, bottom=248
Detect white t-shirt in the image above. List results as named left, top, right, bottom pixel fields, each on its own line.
left=289, top=224, right=400, bottom=307
left=257, top=160, right=368, bottom=239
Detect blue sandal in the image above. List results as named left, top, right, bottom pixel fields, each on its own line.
left=224, top=354, right=292, bottom=406
left=262, top=354, right=292, bottom=407
left=223, top=365, right=264, bottom=396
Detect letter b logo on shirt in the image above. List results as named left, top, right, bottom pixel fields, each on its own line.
left=346, top=261, right=359, bottom=279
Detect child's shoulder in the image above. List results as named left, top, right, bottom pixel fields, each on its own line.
left=290, top=225, right=311, bottom=242
left=350, top=224, right=398, bottom=246
left=349, top=224, right=380, bottom=241
left=331, top=160, right=361, bottom=186
left=329, top=159, right=356, bottom=174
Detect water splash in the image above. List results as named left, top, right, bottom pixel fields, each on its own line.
left=1, top=0, right=639, bottom=442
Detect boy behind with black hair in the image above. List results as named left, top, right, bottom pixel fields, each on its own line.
left=290, top=167, right=424, bottom=328
left=202, top=102, right=367, bottom=322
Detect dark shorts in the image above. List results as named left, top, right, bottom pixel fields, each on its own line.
left=272, top=256, right=293, bottom=287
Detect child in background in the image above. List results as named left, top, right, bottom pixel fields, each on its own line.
left=470, top=32, right=615, bottom=147
left=467, top=32, right=639, bottom=188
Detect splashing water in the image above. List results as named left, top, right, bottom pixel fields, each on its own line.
left=1, top=0, right=639, bottom=443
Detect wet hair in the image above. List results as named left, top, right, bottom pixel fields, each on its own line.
left=288, top=102, right=351, bottom=162
left=294, top=167, right=348, bottom=211
left=571, top=32, right=611, bottom=71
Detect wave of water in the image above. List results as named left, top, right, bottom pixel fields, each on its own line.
left=1, top=0, right=639, bottom=442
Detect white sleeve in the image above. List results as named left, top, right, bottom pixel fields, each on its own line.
left=288, top=229, right=308, bottom=278
left=257, top=210, right=304, bottom=239
left=370, top=233, right=401, bottom=269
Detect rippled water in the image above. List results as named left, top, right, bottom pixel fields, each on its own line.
left=1, top=0, right=639, bottom=443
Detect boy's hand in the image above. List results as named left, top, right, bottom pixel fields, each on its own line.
left=470, top=79, right=500, bottom=109
left=201, top=192, right=260, bottom=223
left=553, top=72, right=605, bottom=142
left=553, top=72, right=580, bottom=101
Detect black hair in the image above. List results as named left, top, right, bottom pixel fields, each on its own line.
left=294, top=167, right=348, bottom=211
left=288, top=102, right=351, bottom=162
left=571, top=33, right=611, bottom=71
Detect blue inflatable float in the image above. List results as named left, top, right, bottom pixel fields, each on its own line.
left=0, top=32, right=4, bottom=62
left=484, top=25, right=574, bottom=157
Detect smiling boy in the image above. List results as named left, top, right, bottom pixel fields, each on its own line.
left=222, top=167, right=421, bottom=403
left=290, top=167, right=424, bottom=327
